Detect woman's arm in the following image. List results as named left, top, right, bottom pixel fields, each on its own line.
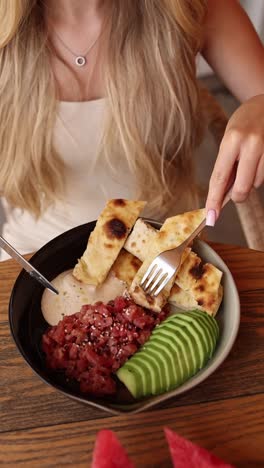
left=202, top=0, right=264, bottom=224
left=202, top=0, right=264, bottom=101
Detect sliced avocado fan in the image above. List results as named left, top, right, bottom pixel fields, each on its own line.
left=116, top=310, right=219, bottom=399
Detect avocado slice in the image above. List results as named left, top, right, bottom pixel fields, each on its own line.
left=153, top=322, right=197, bottom=376
left=187, top=311, right=219, bottom=355
left=169, top=311, right=219, bottom=355
left=117, top=362, right=144, bottom=399
left=186, top=309, right=219, bottom=335
left=168, top=314, right=216, bottom=368
left=150, top=326, right=189, bottom=383
left=155, top=310, right=219, bottom=356
left=188, top=310, right=219, bottom=336
left=143, top=336, right=181, bottom=387
left=141, top=341, right=172, bottom=392
left=116, top=310, right=219, bottom=399
left=168, top=315, right=206, bottom=369
left=127, top=351, right=163, bottom=395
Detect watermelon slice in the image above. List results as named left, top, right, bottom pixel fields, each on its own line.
left=164, top=427, right=236, bottom=468
left=91, top=429, right=135, bottom=468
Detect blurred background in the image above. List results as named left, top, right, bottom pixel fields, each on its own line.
left=0, top=0, right=263, bottom=248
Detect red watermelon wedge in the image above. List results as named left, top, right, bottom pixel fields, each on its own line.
left=164, top=427, right=236, bottom=468
left=91, top=429, right=135, bottom=468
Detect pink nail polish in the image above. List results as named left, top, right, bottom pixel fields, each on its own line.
left=206, top=209, right=216, bottom=227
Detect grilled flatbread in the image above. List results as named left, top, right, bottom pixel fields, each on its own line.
left=72, top=200, right=222, bottom=315
left=111, top=249, right=223, bottom=316
left=169, top=283, right=223, bottom=316
left=172, top=251, right=222, bottom=315
left=73, top=199, right=146, bottom=285
left=111, top=249, right=142, bottom=286
left=168, top=264, right=223, bottom=316
left=168, top=284, right=199, bottom=310
left=111, top=250, right=177, bottom=312
left=124, top=218, right=157, bottom=261
left=129, top=209, right=206, bottom=312
left=125, top=218, right=191, bottom=264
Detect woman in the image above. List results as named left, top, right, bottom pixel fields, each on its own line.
left=0, top=0, right=263, bottom=259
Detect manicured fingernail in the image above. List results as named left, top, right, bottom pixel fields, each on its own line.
left=206, top=209, right=216, bottom=227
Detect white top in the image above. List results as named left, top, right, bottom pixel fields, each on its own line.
left=0, top=99, right=137, bottom=260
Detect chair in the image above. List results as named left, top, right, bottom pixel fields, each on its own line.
left=200, top=86, right=264, bottom=252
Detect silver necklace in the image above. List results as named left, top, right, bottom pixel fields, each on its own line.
left=52, top=29, right=103, bottom=67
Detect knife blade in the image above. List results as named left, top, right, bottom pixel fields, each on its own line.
left=0, top=235, right=58, bottom=295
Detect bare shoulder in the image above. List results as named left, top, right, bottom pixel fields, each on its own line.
left=202, top=0, right=264, bottom=102
left=205, top=0, right=251, bottom=35
left=203, top=0, right=262, bottom=50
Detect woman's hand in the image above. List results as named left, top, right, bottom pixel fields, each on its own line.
left=205, top=94, right=264, bottom=226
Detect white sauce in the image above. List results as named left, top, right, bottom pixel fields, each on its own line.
left=41, top=269, right=126, bottom=326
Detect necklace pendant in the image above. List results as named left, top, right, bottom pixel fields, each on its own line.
left=75, top=56, right=86, bottom=67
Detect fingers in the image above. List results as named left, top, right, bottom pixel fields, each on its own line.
left=206, top=130, right=264, bottom=226
left=206, top=129, right=241, bottom=218
left=254, top=154, right=264, bottom=188
left=231, top=135, right=261, bottom=202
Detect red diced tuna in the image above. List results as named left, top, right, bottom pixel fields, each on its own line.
left=42, top=296, right=169, bottom=397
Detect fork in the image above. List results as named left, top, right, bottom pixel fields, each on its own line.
left=140, top=189, right=233, bottom=297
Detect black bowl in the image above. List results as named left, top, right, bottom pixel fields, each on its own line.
left=8, top=221, right=240, bottom=414
left=8, top=221, right=163, bottom=414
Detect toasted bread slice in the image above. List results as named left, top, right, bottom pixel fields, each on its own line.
left=111, top=249, right=142, bottom=287
left=73, top=199, right=146, bottom=285
left=129, top=209, right=206, bottom=312
left=111, top=249, right=223, bottom=316
left=169, top=256, right=223, bottom=317
left=124, top=218, right=156, bottom=261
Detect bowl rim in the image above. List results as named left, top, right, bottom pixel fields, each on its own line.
left=8, top=220, right=240, bottom=414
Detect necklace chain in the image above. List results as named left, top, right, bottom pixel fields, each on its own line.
left=52, top=28, right=103, bottom=67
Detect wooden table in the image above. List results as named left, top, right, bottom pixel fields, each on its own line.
left=0, top=243, right=264, bottom=468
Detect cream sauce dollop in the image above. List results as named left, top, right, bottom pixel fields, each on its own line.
left=41, top=269, right=126, bottom=326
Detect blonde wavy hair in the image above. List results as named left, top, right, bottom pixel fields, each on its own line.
left=0, top=0, right=207, bottom=219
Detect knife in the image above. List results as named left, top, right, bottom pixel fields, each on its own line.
left=0, top=235, right=58, bottom=295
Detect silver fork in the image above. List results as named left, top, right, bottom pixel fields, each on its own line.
left=140, top=189, right=232, bottom=297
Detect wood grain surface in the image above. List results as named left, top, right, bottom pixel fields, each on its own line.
left=1, top=243, right=264, bottom=467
